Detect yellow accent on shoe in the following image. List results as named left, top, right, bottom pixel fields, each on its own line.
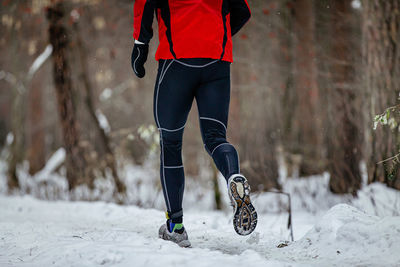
left=165, top=211, right=170, bottom=219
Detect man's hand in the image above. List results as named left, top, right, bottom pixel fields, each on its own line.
left=131, top=43, right=149, bottom=78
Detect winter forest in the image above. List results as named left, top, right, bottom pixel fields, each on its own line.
left=1, top=0, right=400, bottom=266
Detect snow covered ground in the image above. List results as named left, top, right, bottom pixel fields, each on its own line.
left=1, top=149, right=400, bottom=266
left=1, top=195, right=399, bottom=267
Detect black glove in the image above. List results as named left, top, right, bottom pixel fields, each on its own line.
left=131, top=43, right=149, bottom=78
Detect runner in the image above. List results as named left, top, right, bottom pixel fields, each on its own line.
left=132, top=0, right=257, bottom=247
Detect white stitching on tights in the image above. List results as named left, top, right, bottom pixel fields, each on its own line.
left=211, top=142, right=230, bottom=155
left=158, top=124, right=186, bottom=132
left=155, top=59, right=175, bottom=211
left=199, top=116, right=227, bottom=132
left=175, top=59, right=219, bottom=68
left=164, top=165, right=184, bottom=169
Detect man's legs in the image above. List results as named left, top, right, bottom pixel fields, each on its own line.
left=155, top=58, right=256, bottom=238
left=195, top=60, right=240, bottom=182
left=153, top=59, right=198, bottom=223
left=195, top=60, right=257, bottom=235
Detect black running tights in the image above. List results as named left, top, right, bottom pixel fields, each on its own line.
left=153, top=58, right=240, bottom=223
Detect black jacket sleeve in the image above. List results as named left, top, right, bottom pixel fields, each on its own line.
left=133, top=0, right=157, bottom=43
left=229, top=0, right=251, bottom=36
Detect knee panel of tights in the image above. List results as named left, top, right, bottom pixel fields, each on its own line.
left=200, top=120, right=227, bottom=154
left=160, top=130, right=184, bottom=166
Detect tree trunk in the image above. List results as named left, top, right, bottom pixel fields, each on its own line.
left=7, top=89, right=24, bottom=192
left=233, top=2, right=280, bottom=190
left=211, top=159, right=222, bottom=210
left=27, top=77, right=46, bottom=175
left=364, top=0, right=400, bottom=189
left=292, top=0, right=324, bottom=176
left=327, top=0, right=362, bottom=195
left=5, top=1, right=24, bottom=193
left=46, top=2, right=92, bottom=190
left=72, top=18, right=126, bottom=195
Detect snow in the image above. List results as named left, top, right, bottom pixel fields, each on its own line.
left=3, top=133, right=395, bottom=214
left=36, top=148, right=65, bottom=177
left=351, top=0, right=362, bottom=10
left=100, top=88, right=113, bottom=101
left=286, top=204, right=400, bottom=266
left=0, top=196, right=399, bottom=267
left=1, top=151, right=400, bottom=266
left=95, top=109, right=111, bottom=134
left=5, top=154, right=399, bottom=218
left=27, top=44, right=53, bottom=80
left=5, top=133, right=13, bottom=146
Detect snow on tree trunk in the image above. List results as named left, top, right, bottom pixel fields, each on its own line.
left=27, top=44, right=53, bottom=175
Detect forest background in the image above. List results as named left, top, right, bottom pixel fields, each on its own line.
left=0, top=0, right=399, bottom=208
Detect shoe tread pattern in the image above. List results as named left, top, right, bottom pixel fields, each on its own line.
left=229, top=176, right=258, bottom=235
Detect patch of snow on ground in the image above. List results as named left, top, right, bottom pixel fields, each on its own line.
left=0, top=196, right=399, bottom=267
left=1, top=154, right=400, bottom=266
left=281, top=204, right=400, bottom=266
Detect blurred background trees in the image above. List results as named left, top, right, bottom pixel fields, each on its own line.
left=0, top=0, right=399, bottom=203
left=363, top=0, right=400, bottom=188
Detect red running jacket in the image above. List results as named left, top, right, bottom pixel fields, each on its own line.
left=133, top=0, right=251, bottom=62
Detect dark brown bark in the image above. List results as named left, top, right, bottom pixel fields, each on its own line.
left=364, top=0, right=400, bottom=189
left=292, top=0, right=324, bottom=176
left=47, top=2, right=92, bottom=190
left=280, top=2, right=298, bottom=178
left=5, top=1, right=24, bottom=193
left=7, top=90, right=23, bottom=192
left=211, top=159, right=222, bottom=210
left=27, top=77, right=46, bottom=175
left=327, top=0, right=362, bottom=195
left=0, top=101, right=10, bottom=149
